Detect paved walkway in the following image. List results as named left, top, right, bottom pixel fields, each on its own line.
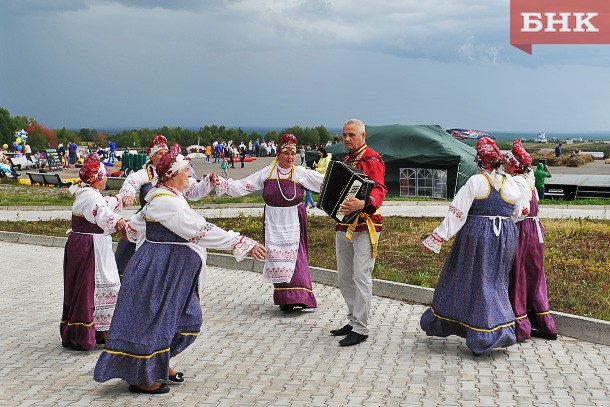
left=1, top=241, right=609, bottom=406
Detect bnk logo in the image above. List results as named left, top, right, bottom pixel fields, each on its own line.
left=510, top=0, right=610, bottom=54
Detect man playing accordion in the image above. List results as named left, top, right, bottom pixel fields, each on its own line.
left=330, top=119, right=387, bottom=347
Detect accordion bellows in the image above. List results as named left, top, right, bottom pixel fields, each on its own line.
left=316, top=160, right=375, bottom=223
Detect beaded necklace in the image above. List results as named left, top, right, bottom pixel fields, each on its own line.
left=275, top=164, right=297, bottom=201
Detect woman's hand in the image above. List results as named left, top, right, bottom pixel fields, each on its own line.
left=248, top=242, right=267, bottom=261
left=421, top=243, right=434, bottom=253
left=122, top=195, right=135, bottom=207
left=115, top=219, right=127, bottom=239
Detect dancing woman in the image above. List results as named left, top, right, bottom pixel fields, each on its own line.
left=115, top=135, right=215, bottom=278
left=504, top=140, right=557, bottom=341
left=94, top=145, right=265, bottom=394
left=61, top=154, right=125, bottom=351
left=420, top=138, right=528, bottom=356
left=214, top=134, right=324, bottom=312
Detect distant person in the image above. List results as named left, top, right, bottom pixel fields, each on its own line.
left=69, top=141, right=78, bottom=165
left=220, top=156, right=229, bottom=177
left=205, top=144, right=212, bottom=163
left=38, top=162, right=48, bottom=173
left=299, top=146, right=306, bottom=166
left=57, top=143, right=66, bottom=167
left=554, top=143, right=563, bottom=157
left=108, top=141, right=117, bottom=163
left=534, top=162, right=552, bottom=200
left=239, top=145, right=246, bottom=168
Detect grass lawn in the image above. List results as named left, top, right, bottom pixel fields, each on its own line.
left=1, top=215, right=608, bottom=322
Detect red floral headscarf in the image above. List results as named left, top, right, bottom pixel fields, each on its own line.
left=278, top=133, right=297, bottom=154
left=475, top=137, right=503, bottom=171
left=154, top=144, right=191, bottom=186
left=147, top=135, right=169, bottom=159
left=505, top=140, right=532, bottom=173
left=79, top=153, right=105, bottom=184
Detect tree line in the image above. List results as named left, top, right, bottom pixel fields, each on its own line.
left=1, top=107, right=335, bottom=152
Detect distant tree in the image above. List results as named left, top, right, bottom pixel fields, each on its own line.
left=26, top=122, right=58, bottom=150
left=0, top=108, right=11, bottom=145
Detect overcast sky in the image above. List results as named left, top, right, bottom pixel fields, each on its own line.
left=1, top=0, right=609, bottom=133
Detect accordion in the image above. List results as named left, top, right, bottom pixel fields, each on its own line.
left=316, top=160, right=375, bottom=223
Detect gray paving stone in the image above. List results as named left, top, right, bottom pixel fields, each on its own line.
left=1, top=241, right=610, bottom=406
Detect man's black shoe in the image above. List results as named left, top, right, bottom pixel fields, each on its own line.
left=339, top=331, right=368, bottom=346
left=330, top=324, right=353, bottom=336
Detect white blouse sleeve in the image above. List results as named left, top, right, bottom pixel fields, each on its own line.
left=505, top=176, right=528, bottom=222
left=513, top=176, right=531, bottom=222
left=119, top=168, right=149, bottom=198
left=215, top=167, right=267, bottom=197
left=126, top=210, right=146, bottom=243
left=82, top=192, right=123, bottom=235
left=183, top=175, right=214, bottom=201
left=431, top=176, right=483, bottom=242
left=294, top=166, right=324, bottom=193
left=103, top=193, right=124, bottom=213
left=153, top=196, right=257, bottom=261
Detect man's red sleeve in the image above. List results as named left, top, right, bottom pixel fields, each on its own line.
left=360, top=159, right=387, bottom=215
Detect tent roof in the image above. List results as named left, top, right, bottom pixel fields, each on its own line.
left=318, top=124, right=476, bottom=166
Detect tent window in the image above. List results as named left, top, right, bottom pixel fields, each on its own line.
left=399, top=168, right=447, bottom=198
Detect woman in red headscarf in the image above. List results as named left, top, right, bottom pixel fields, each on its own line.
left=214, top=134, right=324, bottom=312
left=420, top=138, right=528, bottom=356
left=504, top=141, right=557, bottom=341
left=115, top=135, right=216, bottom=279
left=94, top=145, right=265, bottom=394
left=61, top=153, right=126, bottom=351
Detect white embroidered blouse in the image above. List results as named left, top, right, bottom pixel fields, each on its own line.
left=71, top=187, right=124, bottom=235
left=422, top=172, right=528, bottom=253
left=126, top=185, right=257, bottom=263
left=215, top=163, right=324, bottom=196
left=120, top=165, right=215, bottom=201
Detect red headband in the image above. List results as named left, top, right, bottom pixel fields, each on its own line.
left=79, top=153, right=105, bottom=184
left=475, top=137, right=503, bottom=171
left=506, top=140, right=532, bottom=173
left=155, top=144, right=190, bottom=186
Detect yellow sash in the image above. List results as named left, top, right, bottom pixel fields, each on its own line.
left=344, top=209, right=380, bottom=258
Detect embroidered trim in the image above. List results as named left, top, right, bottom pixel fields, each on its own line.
left=274, top=287, right=314, bottom=293
left=60, top=319, right=94, bottom=327
left=431, top=308, right=514, bottom=332
left=102, top=347, right=170, bottom=359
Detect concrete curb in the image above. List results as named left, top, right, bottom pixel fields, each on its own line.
left=2, top=231, right=608, bottom=347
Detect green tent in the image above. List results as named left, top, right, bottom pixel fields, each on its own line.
left=306, top=124, right=478, bottom=198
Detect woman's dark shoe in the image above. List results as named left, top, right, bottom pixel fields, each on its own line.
left=128, top=383, right=170, bottom=394
left=472, top=352, right=482, bottom=357
left=96, top=338, right=106, bottom=345
left=168, top=372, right=184, bottom=383
left=279, top=305, right=294, bottom=312
left=62, top=342, right=85, bottom=351
left=531, top=330, right=558, bottom=340
left=330, top=324, right=353, bottom=336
